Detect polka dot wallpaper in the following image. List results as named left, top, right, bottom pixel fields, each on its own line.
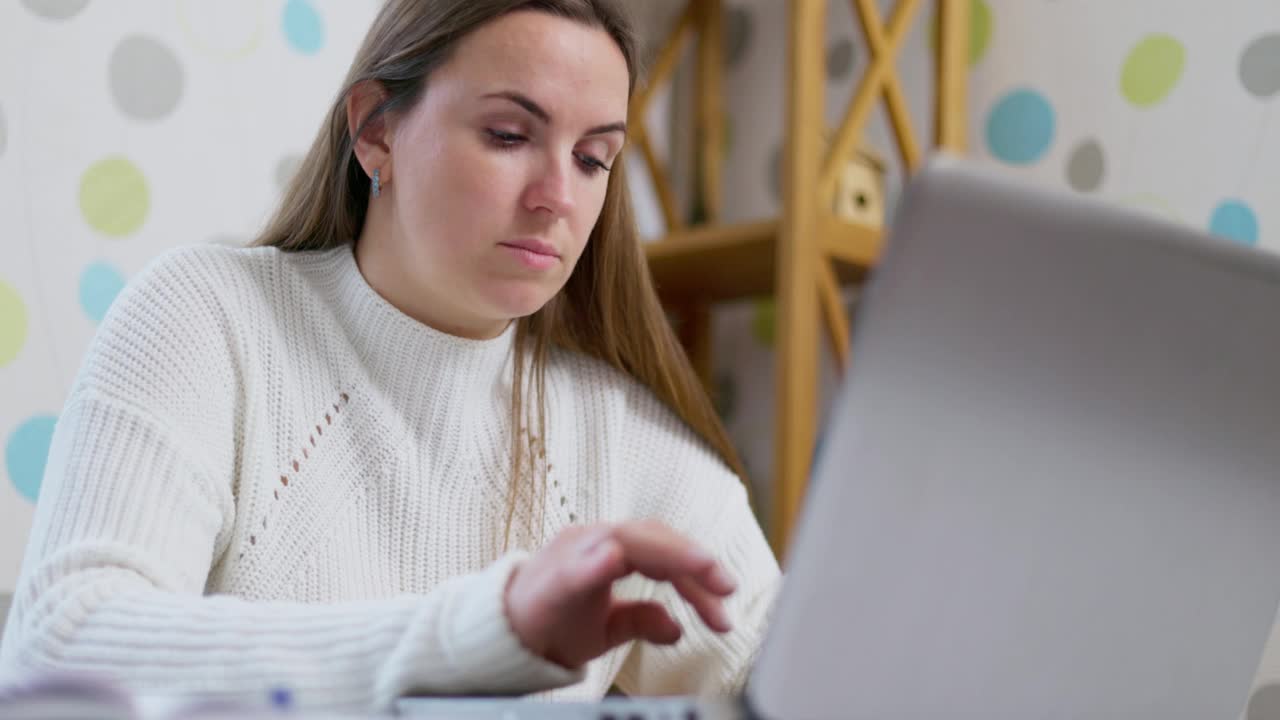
left=0, top=0, right=383, bottom=587
left=0, top=0, right=1278, bottom=591
left=707, top=0, right=1280, bottom=520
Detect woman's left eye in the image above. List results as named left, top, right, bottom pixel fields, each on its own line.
left=486, top=129, right=526, bottom=147
left=575, top=152, right=610, bottom=176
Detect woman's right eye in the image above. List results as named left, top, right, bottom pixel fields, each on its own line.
left=486, top=129, right=527, bottom=147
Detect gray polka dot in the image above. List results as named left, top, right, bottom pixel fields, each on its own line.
left=1247, top=683, right=1280, bottom=720
left=724, top=6, right=753, bottom=68
left=0, top=106, right=6, bottom=158
left=20, top=0, right=89, bottom=20
left=1240, top=33, right=1280, bottom=99
left=768, top=142, right=783, bottom=203
left=275, top=154, right=302, bottom=191
left=109, top=35, right=185, bottom=121
left=714, top=371, right=737, bottom=420
left=826, top=37, right=855, bottom=80
left=1066, top=138, right=1106, bottom=192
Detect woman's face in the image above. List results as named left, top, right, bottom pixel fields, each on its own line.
left=366, top=11, right=629, bottom=339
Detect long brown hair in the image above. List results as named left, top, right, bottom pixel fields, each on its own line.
left=254, top=0, right=745, bottom=546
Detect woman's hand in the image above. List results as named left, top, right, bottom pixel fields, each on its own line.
left=503, top=520, right=737, bottom=669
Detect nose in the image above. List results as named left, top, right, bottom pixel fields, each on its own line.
left=522, top=153, right=575, bottom=218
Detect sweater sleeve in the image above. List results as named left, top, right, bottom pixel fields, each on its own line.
left=0, top=247, right=580, bottom=711
left=612, top=391, right=782, bottom=697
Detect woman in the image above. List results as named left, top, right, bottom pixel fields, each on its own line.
left=0, top=0, right=780, bottom=711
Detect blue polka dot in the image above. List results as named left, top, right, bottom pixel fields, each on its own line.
left=985, top=89, right=1056, bottom=166
left=6, top=415, right=56, bottom=503
left=283, top=0, right=324, bottom=55
left=1209, top=200, right=1259, bottom=246
left=79, top=261, right=126, bottom=324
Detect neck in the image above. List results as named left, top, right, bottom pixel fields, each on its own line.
left=354, top=200, right=510, bottom=340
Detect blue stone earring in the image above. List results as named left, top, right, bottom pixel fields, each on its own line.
left=372, top=168, right=381, bottom=198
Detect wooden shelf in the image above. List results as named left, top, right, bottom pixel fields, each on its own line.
left=633, top=0, right=969, bottom=556
left=820, top=215, right=883, bottom=268
left=644, top=217, right=876, bottom=303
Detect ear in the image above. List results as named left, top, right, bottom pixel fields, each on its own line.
left=346, top=80, right=394, bottom=184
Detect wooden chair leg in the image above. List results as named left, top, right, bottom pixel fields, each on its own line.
left=772, top=0, right=825, bottom=555
left=935, top=0, right=970, bottom=151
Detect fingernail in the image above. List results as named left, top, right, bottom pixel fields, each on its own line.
left=579, top=528, right=610, bottom=555
left=716, top=606, right=734, bottom=633
left=712, top=565, right=737, bottom=593
left=587, top=537, right=613, bottom=559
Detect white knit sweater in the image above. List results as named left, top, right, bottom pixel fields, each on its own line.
left=0, top=243, right=781, bottom=712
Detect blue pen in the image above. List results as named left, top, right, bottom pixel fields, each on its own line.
left=269, top=686, right=294, bottom=712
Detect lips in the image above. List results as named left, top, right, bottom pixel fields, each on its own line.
left=499, top=238, right=560, bottom=258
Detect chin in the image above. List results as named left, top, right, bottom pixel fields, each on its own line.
left=484, top=283, right=559, bottom=320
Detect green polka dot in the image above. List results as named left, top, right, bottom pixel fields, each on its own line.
left=1121, top=34, right=1185, bottom=108
left=928, top=0, right=992, bottom=66
left=80, top=156, right=150, bottom=237
left=751, top=298, right=776, bottom=347
left=969, top=0, right=992, bottom=65
left=0, top=281, right=27, bottom=367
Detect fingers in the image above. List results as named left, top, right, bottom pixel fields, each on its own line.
left=673, top=575, right=733, bottom=633
left=562, top=527, right=628, bottom=593
left=607, top=520, right=736, bottom=634
left=611, top=521, right=736, bottom=595
left=605, top=600, right=682, bottom=649
left=556, top=521, right=738, bottom=636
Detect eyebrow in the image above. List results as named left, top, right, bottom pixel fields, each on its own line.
left=481, top=90, right=627, bottom=137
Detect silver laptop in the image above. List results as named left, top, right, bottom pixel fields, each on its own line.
left=401, top=155, right=1280, bottom=719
